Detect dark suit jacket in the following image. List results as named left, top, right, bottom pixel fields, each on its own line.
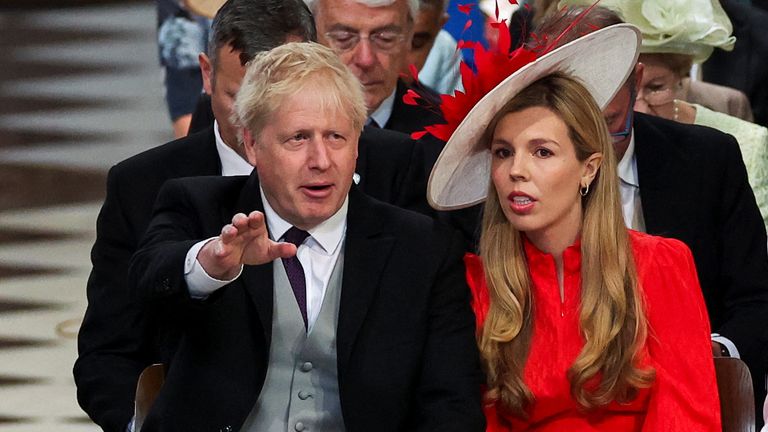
left=74, top=125, right=431, bottom=431
left=128, top=176, right=485, bottom=432
left=702, top=0, right=768, bottom=127
left=74, top=128, right=220, bottom=432
left=634, top=112, right=768, bottom=409
left=385, top=79, right=444, bottom=136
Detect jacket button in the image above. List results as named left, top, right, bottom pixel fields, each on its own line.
left=295, top=421, right=305, bottom=431
left=158, top=277, right=171, bottom=292
left=300, top=361, right=313, bottom=372
left=298, top=390, right=311, bottom=400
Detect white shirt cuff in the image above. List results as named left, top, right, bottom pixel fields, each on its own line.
left=184, top=237, right=243, bottom=299
left=711, top=333, right=740, bottom=358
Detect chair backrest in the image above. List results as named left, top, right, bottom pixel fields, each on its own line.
left=134, top=363, right=165, bottom=432
left=714, top=357, right=755, bottom=432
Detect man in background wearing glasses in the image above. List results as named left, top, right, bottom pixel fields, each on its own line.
left=307, top=0, right=445, bottom=138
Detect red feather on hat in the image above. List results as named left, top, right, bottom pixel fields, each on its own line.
left=406, top=1, right=602, bottom=142
left=409, top=20, right=536, bottom=142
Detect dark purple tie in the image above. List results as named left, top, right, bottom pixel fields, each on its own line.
left=282, top=227, right=310, bottom=329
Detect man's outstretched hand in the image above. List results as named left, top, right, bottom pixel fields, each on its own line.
left=197, top=211, right=296, bottom=280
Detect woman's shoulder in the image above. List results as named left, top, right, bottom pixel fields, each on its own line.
left=694, top=103, right=768, bottom=149
left=628, top=230, right=700, bottom=301
left=628, top=230, right=698, bottom=281
left=628, top=230, right=693, bottom=263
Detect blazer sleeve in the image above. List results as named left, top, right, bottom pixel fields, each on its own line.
left=414, top=231, right=486, bottom=431
left=639, top=237, right=721, bottom=431
left=74, top=166, right=152, bottom=432
left=128, top=179, right=206, bottom=307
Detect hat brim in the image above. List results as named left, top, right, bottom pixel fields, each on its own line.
left=427, top=24, right=641, bottom=210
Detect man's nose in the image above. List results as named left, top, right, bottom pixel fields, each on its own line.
left=634, top=98, right=651, bottom=114
left=351, top=38, right=376, bottom=69
left=308, top=139, right=331, bottom=170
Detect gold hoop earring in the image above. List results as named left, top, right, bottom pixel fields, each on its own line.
left=580, top=184, right=590, bottom=196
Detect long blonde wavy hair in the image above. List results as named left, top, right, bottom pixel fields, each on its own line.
left=478, top=72, right=655, bottom=417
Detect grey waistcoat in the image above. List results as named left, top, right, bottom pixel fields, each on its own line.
left=240, top=251, right=346, bottom=432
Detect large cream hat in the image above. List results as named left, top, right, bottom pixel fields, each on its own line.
left=560, top=0, right=735, bottom=63
left=427, top=24, right=641, bottom=210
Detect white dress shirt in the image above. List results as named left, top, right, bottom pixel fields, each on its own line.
left=618, top=127, right=739, bottom=358
left=617, top=133, right=645, bottom=232
left=184, top=186, right=348, bottom=331
left=261, top=190, right=347, bottom=330
left=367, top=89, right=396, bottom=128
left=213, top=120, right=253, bottom=176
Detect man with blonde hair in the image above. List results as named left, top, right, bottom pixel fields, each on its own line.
left=128, top=42, right=484, bottom=432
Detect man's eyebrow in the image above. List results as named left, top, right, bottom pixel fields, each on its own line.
left=328, top=23, right=403, bottom=33
left=328, top=23, right=358, bottom=33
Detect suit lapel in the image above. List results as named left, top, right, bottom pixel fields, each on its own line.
left=232, top=172, right=275, bottom=343
left=355, top=127, right=369, bottom=192
left=336, top=187, right=396, bottom=370
left=634, top=113, right=692, bottom=236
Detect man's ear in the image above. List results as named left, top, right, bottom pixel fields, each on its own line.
left=633, top=62, right=645, bottom=96
left=242, top=128, right=259, bottom=166
left=439, top=12, right=449, bottom=28
left=200, top=52, right=214, bottom=96
left=581, top=152, right=603, bottom=187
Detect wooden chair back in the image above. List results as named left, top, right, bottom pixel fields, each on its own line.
left=134, top=363, right=165, bottom=432
left=714, top=357, right=755, bottom=432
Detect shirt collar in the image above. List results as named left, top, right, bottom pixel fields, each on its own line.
left=522, top=234, right=582, bottom=277
left=617, top=131, right=639, bottom=188
left=214, top=120, right=253, bottom=177
left=259, top=186, right=348, bottom=255
left=367, top=89, right=396, bottom=128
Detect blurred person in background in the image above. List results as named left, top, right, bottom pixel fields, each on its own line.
left=703, top=0, right=768, bottom=127
left=156, top=0, right=211, bottom=137
left=403, top=0, right=463, bottom=95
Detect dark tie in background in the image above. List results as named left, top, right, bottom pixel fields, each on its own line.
left=282, top=227, right=310, bottom=329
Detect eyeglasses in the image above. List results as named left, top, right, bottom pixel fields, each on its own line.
left=324, top=29, right=406, bottom=53
left=636, top=83, right=680, bottom=107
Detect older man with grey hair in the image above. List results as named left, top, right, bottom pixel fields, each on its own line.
left=128, top=41, right=484, bottom=432
left=307, top=0, right=446, bottom=137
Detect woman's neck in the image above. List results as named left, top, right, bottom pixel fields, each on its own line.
left=525, top=213, right=582, bottom=301
left=525, top=211, right=582, bottom=259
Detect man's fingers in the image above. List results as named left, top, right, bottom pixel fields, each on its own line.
left=269, top=241, right=297, bottom=260
left=247, top=211, right=267, bottom=231
left=219, top=224, right=238, bottom=243
left=231, top=213, right=250, bottom=231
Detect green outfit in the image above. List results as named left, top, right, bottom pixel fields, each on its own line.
left=693, top=103, right=768, bottom=226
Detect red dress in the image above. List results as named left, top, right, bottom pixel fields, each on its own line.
left=465, top=230, right=721, bottom=431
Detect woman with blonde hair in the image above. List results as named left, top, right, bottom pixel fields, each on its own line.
left=424, top=23, right=721, bottom=430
